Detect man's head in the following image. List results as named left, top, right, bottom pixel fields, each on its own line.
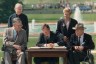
left=14, top=3, right=23, bottom=15
left=12, top=17, right=22, bottom=32
left=63, top=7, right=71, bottom=19
left=42, top=24, right=50, bottom=36
left=73, top=23, right=86, bottom=37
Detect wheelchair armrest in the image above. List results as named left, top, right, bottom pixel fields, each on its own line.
left=87, top=49, right=91, bottom=55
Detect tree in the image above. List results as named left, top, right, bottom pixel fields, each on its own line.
left=0, top=0, right=18, bottom=23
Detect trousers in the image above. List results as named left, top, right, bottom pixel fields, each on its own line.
left=4, top=51, right=25, bottom=64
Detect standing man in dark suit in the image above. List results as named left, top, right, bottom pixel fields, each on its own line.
left=56, top=7, right=78, bottom=43
left=8, top=3, right=29, bottom=42
left=68, top=23, right=95, bottom=64
left=34, top=24, right=59, bottom=64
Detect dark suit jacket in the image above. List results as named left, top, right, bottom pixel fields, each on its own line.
left=8, top=13, right=29, bottom=42
left=35, top=31, right=59, bottom=63
left=56, top=18, right=78, bottom=39
left=69, top=33, right=95, bottom=52
left=36, top=31, right=57, bottom=47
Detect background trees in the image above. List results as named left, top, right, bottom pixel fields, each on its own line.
left=0, top=0, right=18, bottom=23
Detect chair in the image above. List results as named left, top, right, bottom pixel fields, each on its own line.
left=1, top=51, right=28, bottom=64
left=81, top=49, right=94, bottom=64
left=1, top=51, right=17, bottom=64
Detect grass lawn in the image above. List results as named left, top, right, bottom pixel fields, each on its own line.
left=26, top=13, right=96, bottom=23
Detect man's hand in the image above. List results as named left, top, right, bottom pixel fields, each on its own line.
left=5, top=42, right=10, bottom=46
left=16, top=49, right=22, bottom=56
left=74, top=46, right=84, bottom=51
left=74, top=46, right=79, bottom=51
left=63, top=36, right=68, bottom=42
left=78, top=46, right=84, bottom=51
left=46, top=43, right=54, bottom=48
left=5, top=41, right=15, bottom=46
left=49, top=43, right=54, bottom=48
left=13, top=44, right=21, bottom=50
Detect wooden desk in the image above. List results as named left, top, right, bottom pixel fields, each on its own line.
left=27, top=47, right=68, bottom=64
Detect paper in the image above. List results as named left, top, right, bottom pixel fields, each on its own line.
left=53, top=46, right=66, bottom=49
left=28, top=47, right=40, bottom=49
left=28, top=46, right=66, bottom=49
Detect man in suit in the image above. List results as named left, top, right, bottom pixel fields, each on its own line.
left=68, top=23, right=95, bottom=64
left=34, top=24, right=59, bottom=64
left=3, top=17, right=27, bottom=64
left=8, top=3, right=29, bottom=42
left=56, top=7, right=78, bottom=43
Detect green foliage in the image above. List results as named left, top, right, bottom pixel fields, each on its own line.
left=0, top=0, right=18, bottom=23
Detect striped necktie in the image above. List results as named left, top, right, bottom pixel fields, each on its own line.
left=77, top=37, right=80, bottom=46
left=13, top=29, right=17, bottom=41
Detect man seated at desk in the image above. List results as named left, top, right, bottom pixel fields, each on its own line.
left=68, top=23, right=95, bottom=64
left=34, top=24, right=59, bottom=64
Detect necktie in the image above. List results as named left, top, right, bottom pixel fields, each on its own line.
left=77, top=37, right=80, bottom=46
left=46, top=36, right=49, bottom=43
left=13, top=30, right=17, bottom=41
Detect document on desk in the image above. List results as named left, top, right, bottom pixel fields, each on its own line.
left=29, top=46, right=66, bottom=49
left=53, top=46, right=66, bottom=49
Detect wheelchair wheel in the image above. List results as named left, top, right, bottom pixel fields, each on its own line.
left=1, top=57, right=5, bottom=64
left=88, top=54, right=94, bottom=64
left=1, top=61, right=5, bottom=64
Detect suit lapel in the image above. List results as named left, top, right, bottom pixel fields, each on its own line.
left=67, top=20, right=72, bottom=32
left=62, top=20, right=68, bottom=33
left=7, top=28, right=14, bottom=41
left=83, top=33, right=86, bottom=45
left=75, top=35, right=78, bottom=45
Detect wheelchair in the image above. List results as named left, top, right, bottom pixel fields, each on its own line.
left=1, top=51, right=28, bottom=64
left=81, top=49, right=94, bottom=64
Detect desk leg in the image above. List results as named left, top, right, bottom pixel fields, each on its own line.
left=28, top=53, right=32, bottom=64
left=63, top=56, right=67, bottom=64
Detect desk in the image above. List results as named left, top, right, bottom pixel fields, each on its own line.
left=27, top=47, right=68, bottom=64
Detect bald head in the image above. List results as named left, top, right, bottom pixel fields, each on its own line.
left=14, top=3, right=23, bottom=15
left=15, top=3, right=22, bottom=8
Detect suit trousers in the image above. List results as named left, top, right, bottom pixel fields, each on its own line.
left=68, top=50, right=87, bottom=64
left=4, top=51, right=25, bottom=64
left=34, top=57, right=59, bottom=64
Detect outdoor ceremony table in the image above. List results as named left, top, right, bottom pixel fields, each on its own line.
left=27, top=46, right=68, bottom=64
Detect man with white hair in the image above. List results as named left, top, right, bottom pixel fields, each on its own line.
left=8, top=3, right=29, bottom=42
left=4, top=17, right=27, bottom=64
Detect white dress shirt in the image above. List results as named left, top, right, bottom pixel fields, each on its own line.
left=78, top=34, right=85, bottom=46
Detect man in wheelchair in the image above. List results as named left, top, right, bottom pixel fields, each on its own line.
left=68, top=23, right=95, bottom=64
left=2, top=17, right=27, bottom=64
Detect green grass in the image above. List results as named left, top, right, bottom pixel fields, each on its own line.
left=0, top=38, right=3, bottom=49
left=27, top=14, right=63, bottom=22
left=28, top=37, right=38, bottom=47
left=26, top=13, right=96, bottom=23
